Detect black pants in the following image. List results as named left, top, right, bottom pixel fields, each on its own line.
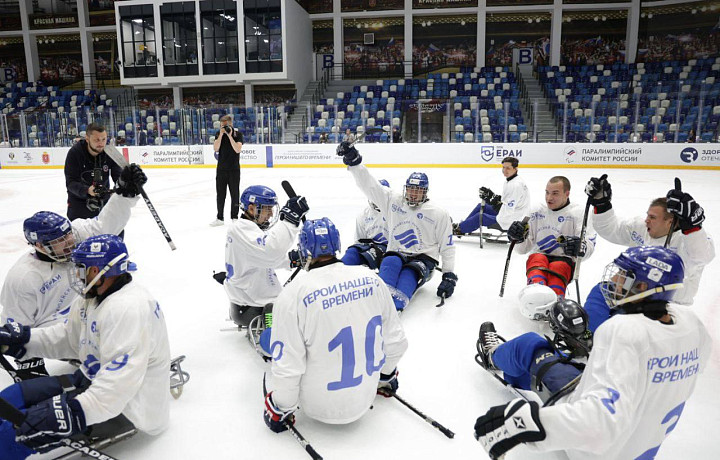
left=216, top=168, right=240, bottom=220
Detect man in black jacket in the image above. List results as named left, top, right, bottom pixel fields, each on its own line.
left=210, top=115, right=244, bottom=226
left=64, top=123, right=121, bottom=221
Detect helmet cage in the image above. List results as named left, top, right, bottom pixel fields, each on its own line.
left=69, top=252, right=128, bottom=298
left=404, top=184, right=428, bottom=207
left=37, top=232, right=76, bottom=262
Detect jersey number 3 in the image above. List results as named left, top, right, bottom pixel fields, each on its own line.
left=327, top=315, right=385, bottom=391
left=635, top=401, right=686, bottom=460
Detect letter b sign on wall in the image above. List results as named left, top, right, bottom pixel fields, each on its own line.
left=512, top=48, right=534, bottom=67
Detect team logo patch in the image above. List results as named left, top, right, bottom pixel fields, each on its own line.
left=90, top=242, right=102, bottom=252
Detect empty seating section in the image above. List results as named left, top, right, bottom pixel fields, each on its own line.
left=304, top=67, right=527, bottom=143
left=540, top=57, right=720, bottom=143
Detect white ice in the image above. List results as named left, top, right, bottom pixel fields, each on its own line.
left=1, top=165, right=718, bottom=460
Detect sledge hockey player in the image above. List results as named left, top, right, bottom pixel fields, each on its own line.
left=507, top=176, right=596, bottom=320
left=0, top=164, right=146, bottom=381
left=452, top=157, right=530, bottom=236
left=340, top=179, right=391, bottom=269
left=223, top=185, right=309, bottom=355
left=0, top=234, right=171, bottom=459
left=263, top=218, right=407, bottom=431
left=585, top=175, right=714, bottom=308
left=473, top=246, right=712, bottom=460
left=337, top=142, right=457, bottom=310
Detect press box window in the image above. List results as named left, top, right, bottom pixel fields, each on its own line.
left=119, top=4, right=158, bottom=78
left=160, top=2, right=199, bottom=76
left=244, top=0, right=282, bottom=73
left=200, top=0, right=240, bottom=75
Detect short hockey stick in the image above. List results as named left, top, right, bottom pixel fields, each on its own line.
left=287, top=423, right=323, bottom=460
left=499, top=216, right=530, bottom=297
left=377, top=390, right=455, bottom=439
left=664, top=177, right=681, bottom=248
left=0, top=397, right=120, bottom=460
left=105, top=144, right=177, bottom=251
left=281, top=180, right=306, bottom=286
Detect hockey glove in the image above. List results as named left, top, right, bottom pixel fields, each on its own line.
left=377, top=368, right=399, bottom=397
left=116, top=163, right=147, bottom=198
left=585, top=175, right=612, bottom=213
left=279, top=196, right=309, bottom=227
left=559, top=235, right=586, bottom=257
left=474, top=398, right=546, bottom=460
left=437, top=272, right=458, bottom=298
left=288, top=249, right=302, bottom=268
left=489, top=194, right=503, bottom=213
left=263, top=392, right=295, bottom=433
left=507, top=220, right=529, bottom=243
left=336, top=142, right=362, bottom=166
left=0, top=323, right=30, bottom=359
left=478, top=186, right=497, bottom=202
left=16, top=394, right=87, bottom=453
left=666, top=190, right=705, bottom=233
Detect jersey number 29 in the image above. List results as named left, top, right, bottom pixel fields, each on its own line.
left=327, top=315, right=385, bottom=391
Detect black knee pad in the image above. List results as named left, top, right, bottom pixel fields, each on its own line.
left=403, top=255, right=437, bottom=288
left=353, top=243, right=387, bottom=270
left=230, top=304, right=263, bottom=327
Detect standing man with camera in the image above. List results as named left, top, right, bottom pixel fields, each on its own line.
left=211, top=115, right=244, bottom=227
left=64, top=123, right=121, bottom=221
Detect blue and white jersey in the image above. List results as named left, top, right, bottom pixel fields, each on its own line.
left=267, top=263, right=407, bottom=424
left=525, top=305, right=712, bottom=460
left=592, top=208, right=715, bottom=305
left=348, top=165, right=456, bottom=272
left=224, top=218, right=300, bottom=307
left=355, top=205, right=389, bottom=244
left=24, top=281, right=171, bottom=435
left=0, top=194, right=138, bottom=328
left=514, top=202, right=596, bottom=261
left=497, top=175, right=531, bottom=230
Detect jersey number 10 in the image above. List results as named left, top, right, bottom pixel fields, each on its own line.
left=327, top=315, right=385, bottom=391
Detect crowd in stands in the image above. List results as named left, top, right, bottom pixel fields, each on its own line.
left=344, top=42, right=405, bottom=76
left=561, top=37, right=626, bottom=66
left=638, top=33, right=720, bottom=63
left=39, top=57, right=84, bottom=86
left=413, top=42, right=477, bottom=72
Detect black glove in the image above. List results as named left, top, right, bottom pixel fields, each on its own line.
left=16, top=394, right=87, bottom=453
left=336, top=141, right=362, bottom=166
left=437, top=272, right=458, bottom=298
left=507, top=220, right=529, bottom=243
left=560, top=235, right=586, bottom=257
left=279, top=196, right=309, bottom=227
left=212, top=271, right=226, bottom=285
left=264, top=392, right=295, bottom=433
left=489, top=194, right=502, bottom=212
left=0, top=323, right=30, bottom=359
left=474, top=398, right=546, bottom=459
left=666, top=190, right=705, bottom=232
left=478, top=186, right=497, bottom=202
left=288, top=249, right=302, bottom=268
left=585, top=175, right=612, bottom=213
left=377, top=368, right=399, bottom=396
left=116, top=163, right=147, bottom=198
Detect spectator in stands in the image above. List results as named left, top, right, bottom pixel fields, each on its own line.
left=136, top=123, right=147, bottom=146
left=319, top=132, right=328, bottom=144
left=211, top=115, right=244, bottom=227
left=393, top=127, right=402, bottom=143
left=688, top=128, right=697, bottom=143
left=64, top=123, right=121, bottom=221
left=343, top=128, right=355, bottom=143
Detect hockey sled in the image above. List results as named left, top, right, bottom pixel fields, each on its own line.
left=53, top=415, right=137, bottom=460
left=170, top=355, right=190, bottom=399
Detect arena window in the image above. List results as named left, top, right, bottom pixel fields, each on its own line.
left=119, top=4, right=158, bottom=78
left=160, top=1, right=199, bottom=76
left=244, top=0, right=283, bottom=73
left=200, top=0, right=240, bottom=75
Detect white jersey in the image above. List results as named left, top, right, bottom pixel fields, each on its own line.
left=496, top=175, right=531, bottom=230
left=515, top=202, right=596, bottom=261
left=354, top=205, right=389, bottom=244
left=24, top=280, right=171, bottom=435
left=223, top=219, right=300, bottom=307
left=349, top=165, right=456, bottom=272
left=268, top=263, right=408, bottom=424
left=526, top=305, right=712, bottom=460
left=592, top=209, right=715, bottom=305
left=0, top=194, right=138, bottom=327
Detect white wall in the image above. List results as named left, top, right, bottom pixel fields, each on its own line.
left=2, top=143, right=719, bottom=169
left=283, top=0, right=313, bottom=99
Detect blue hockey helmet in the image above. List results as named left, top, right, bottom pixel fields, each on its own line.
left=298, top=218, right=341, bottom=266
left=69, top=234, right=129, bottom=298
left=240, top=185, right=279, bottom=230
left=601, top=246, right=685, bottom=307
left=370, top=179, right=391, bottom=211
left=404, top=172, right=429, bottom=207
left=23, top=211, right=75, bottom=262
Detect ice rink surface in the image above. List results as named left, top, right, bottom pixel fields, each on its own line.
left=1, top=165, right=718, bottom=460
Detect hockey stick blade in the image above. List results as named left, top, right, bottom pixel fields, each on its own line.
left=287, top=423, right=323, bottom=460
left=664, top=177, right=681, bottom=248
left=383, top=392, right=455, bottom=439
left=435, top=293, right=446, bottom=307
left=281, top=180, right=297, bottom=198
left=104, top=145, right=177, bottom=251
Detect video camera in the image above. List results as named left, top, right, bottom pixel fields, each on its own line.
left=86, top=167, right=113, bottom=212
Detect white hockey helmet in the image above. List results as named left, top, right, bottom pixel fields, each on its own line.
left=518, top=284, right=558, bottom=320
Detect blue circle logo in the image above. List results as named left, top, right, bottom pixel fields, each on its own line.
left=680, top=147, right=698, bottom=163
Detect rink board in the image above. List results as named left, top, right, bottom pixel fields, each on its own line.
left=1, top=143, right=719, bottom=169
